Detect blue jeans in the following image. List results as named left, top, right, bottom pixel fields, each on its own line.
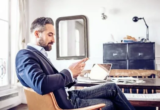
left=68, top=83, right=135, bottom=110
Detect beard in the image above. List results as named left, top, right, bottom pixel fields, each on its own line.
left=38, top=38, right=53, bottom=51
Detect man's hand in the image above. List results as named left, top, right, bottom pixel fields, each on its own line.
left=69, top=58, right=88, bottom=78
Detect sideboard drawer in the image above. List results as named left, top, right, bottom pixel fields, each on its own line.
left=129, top=60, right=155, bottom=69
left=128, top=43, right=155, bottom=60
left=103, top=60, right=127, bottom=69
left=103, top=44, right=127, bottom=60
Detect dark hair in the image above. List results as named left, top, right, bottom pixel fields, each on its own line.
left=30, top=17, right=54, bottom=33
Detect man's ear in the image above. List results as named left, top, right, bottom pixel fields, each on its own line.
left=34, top=30, right=39, bottom=38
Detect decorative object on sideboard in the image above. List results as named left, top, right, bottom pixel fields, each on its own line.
left=123, top=35, right=137, bottom=43
left=100, top=7, right=107, bottom=20
left=132, top=16, right=149, bottom=41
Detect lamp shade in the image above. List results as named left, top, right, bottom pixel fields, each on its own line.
left=132, top=16, right=139, bottom=22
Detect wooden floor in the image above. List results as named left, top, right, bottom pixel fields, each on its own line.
left=8, top=104, right=28, bottom=110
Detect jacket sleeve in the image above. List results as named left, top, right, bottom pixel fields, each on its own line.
left=16, top=49, right=74, bottom=95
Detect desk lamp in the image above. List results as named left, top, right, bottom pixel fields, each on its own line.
left=132, top=16, right=149, bottom=40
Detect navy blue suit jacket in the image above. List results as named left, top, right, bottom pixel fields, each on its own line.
left=15, top=46, right=75, bottom=109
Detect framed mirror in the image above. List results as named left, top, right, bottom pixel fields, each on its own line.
left=56, top=15, right=88, bottom=60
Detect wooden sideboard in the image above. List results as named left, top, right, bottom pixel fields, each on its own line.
left=103, top=42, right=155, bottom=69
left=103, top=42, right=155, bottom=94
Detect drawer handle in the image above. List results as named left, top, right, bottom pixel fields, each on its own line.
left=113, top=53, right=117, bottom=56
left=138, top=53, right=143, bottom=56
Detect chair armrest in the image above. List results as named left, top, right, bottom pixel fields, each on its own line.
left=66, top=103, right=105, bottom=110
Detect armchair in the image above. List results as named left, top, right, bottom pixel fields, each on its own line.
left=24, top=87, right=105, bottom=110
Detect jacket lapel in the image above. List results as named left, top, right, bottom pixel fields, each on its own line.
left=27, top=46, right=58, bottom=72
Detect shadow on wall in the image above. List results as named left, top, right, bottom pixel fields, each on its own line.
left=155, top=44, right=160, bottom=56
left=109, top=8, right=121, bottom=15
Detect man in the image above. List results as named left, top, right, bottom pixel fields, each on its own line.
left=15, top=17, right=135, bottom=110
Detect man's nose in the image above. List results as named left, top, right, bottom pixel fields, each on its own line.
left=51, top=36, right=55, bottom=43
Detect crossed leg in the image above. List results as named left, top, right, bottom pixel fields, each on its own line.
left=68, top=83, right=135, bottom=110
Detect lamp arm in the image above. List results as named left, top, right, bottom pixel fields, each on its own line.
left=142, top=18, right=149, bottom=40
left=142, top=18, right=149, bottom=28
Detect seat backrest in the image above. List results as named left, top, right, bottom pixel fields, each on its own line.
left=24, top=87, right=61, bottom=110
left=109, top=69, right=160, bottom=77
left=109, top=69, right=160, bottom=93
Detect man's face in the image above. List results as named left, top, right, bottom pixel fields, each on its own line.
left=37, top=24, right=55, bottom=51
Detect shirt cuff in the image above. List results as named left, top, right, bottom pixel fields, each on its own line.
left=67, top=69, right=75, bottom=81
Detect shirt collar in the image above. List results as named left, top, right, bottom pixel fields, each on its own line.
left=27, top=43, right=48, bottom=57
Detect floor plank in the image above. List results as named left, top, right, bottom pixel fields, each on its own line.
left=8, top=104, right=28, bottom=110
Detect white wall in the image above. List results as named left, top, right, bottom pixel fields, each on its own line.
left=28, top=0, right=160, bottom=71
left=28, top=0, right=46, bottom=41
